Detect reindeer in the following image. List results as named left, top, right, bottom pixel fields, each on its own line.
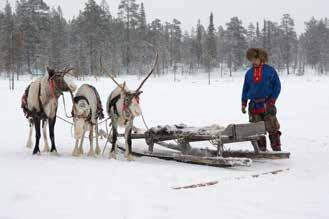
left=71, top=84, right=104, bottom=157
left=106, top=52, right=158, bottom=161
left=21, top=67, right=77, bottom=155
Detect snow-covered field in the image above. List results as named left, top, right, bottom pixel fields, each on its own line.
left=1, top=73, right=329, bottom=219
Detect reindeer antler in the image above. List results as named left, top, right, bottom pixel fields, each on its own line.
left=62, top=67, right=74, bottom=76
left=105, top=72, right=126, bottom=91
left=135, top=44, right=159, bottom=95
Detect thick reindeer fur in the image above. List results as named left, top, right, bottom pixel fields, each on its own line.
left=28, top=77, right=56, bottom=118
left=23, top=68, right=77, bottom=155
left=106, top=85, right=142, bottom=161
left=72, top=84, right=103, bottom=157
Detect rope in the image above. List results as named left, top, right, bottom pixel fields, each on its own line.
left=101, top=112, right=149, bottom=155
left=140, top=111, right=149, bottom=130
left=102, top=127, right=112, bottom=155
left=57, top=113, right=112, bottom=141
left=62, top=94, right=73, bottom=118
left=98, top=116, right=111, bottom=125
left=57, top=115, right=74, bottom=125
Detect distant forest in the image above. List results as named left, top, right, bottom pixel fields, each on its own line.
left=0, top=0, right=329, bottom=81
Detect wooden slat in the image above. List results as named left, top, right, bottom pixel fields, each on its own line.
left=234, top=122, right=266, bottom=139
left=222, top=150, right=290, bottom=159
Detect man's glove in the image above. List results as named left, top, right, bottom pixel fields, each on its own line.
left=241, top=106, right=247, bottom=114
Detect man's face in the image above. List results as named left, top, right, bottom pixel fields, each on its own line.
left=251, top=58, right=261, bottom=66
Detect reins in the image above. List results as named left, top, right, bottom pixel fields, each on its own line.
left=62, top=93, right=73, bottom=118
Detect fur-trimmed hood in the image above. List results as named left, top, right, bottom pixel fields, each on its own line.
left=246, top=48, right=268, bottom=63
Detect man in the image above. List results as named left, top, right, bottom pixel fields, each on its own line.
left=241, top=48, right=282, bottom=151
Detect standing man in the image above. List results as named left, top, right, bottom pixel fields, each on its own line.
left=241, top=48, right=282, bottom=151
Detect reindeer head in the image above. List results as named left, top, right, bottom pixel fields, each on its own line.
left=107, top=51, right=158, bottom=119
left=47, top=67, right=77, bottom=97
left=72, top=97, right=91, bottom=139
left=120, top=82, right=143, bottom=117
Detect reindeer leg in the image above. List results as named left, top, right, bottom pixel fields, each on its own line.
left=32, top=118, right=41, bottom=155
left=72, top=138, right=80, bottom=157
left=95, top=123, right=101, bottom=155
left=124, top=121, right=134, bottom=161
left=78, top=128, right=86, bottom=156
left=87, top=124, right=95, bottom=157
left=109, top=123, right=118, bottom=159
left=49, top=116, right=58, bottom=155
left=26, top=119, right=34, bottom=149
left=42, top=120, right=50, bottom=152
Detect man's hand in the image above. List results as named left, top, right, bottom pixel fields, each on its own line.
left=241, top=106, right=247, bottom=114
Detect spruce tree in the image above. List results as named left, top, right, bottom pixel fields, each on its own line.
left=280, top=14, right=297, bottom=74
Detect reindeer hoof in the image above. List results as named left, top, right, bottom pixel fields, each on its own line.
left=43, top=146, right=50, bottom=153
left=87, top=150, right=95, bottom=157
left=109, top=152, right=117, bottom=159
left=72, top=149, right=79, bottom=157
left=79, top=148, right=84, bottom=155
left=26, top=142, right=33, bottom=149
left=95, top=147, right=101, bottom=155
left=50, top=151, right=59, bottom=156
left=125, top=154, right=134, bottom=161
left=32, top=149, right=40, bottom=155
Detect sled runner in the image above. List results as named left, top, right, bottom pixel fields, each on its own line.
left=117, top=121, right=290, bottom=167
left=118, top=145, right=253, bottom=167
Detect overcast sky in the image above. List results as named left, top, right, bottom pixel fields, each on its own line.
left=1, top=0, right=327, bottom=34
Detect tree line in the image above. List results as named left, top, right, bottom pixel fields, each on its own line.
left=0, top=0, right=329, bottom=83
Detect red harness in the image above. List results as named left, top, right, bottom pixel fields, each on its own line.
left=123, top=96, right=140, bottom=112
left=49, top=80, right=57, bottom=98
left=135, top=95, right=140, bottom=104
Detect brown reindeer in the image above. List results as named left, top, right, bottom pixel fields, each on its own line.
left=21, top=67, right=77, bottom=155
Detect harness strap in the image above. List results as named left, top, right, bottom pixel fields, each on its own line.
left=74, top=96, right=90, bottom=105
left=252, top=98, right=266, bottom=103
left=135, top=95, right=140, bottom=104
left=109, top=94, right=121, bottom=116
left=49, top=80, right=56, bottom=99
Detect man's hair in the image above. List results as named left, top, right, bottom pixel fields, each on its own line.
left=246, top=48, right=268, bottom=63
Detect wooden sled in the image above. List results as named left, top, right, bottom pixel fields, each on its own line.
left=117, top=122, right=290, bottom=167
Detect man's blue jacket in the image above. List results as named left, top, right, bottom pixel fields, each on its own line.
left=242, top=64, right=281, bottom=113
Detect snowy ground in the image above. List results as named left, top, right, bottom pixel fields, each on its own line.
left=1, top=73, right=329, bottom=219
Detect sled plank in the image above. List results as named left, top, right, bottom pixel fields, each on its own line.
left=235, top=122, right=266, bottom=139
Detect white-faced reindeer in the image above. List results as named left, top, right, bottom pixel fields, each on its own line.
left=71, top=84, right=104, bottom=157
left=21, top=67, right=77, bottom=155
left=106, top=52, right=159, bottom=161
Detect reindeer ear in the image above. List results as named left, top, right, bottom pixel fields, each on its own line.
left=122, top=81, right=126, bottom=89
left=67, top=69, right=74, bottom=75
left=47, top=66, right=55, bottom=77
